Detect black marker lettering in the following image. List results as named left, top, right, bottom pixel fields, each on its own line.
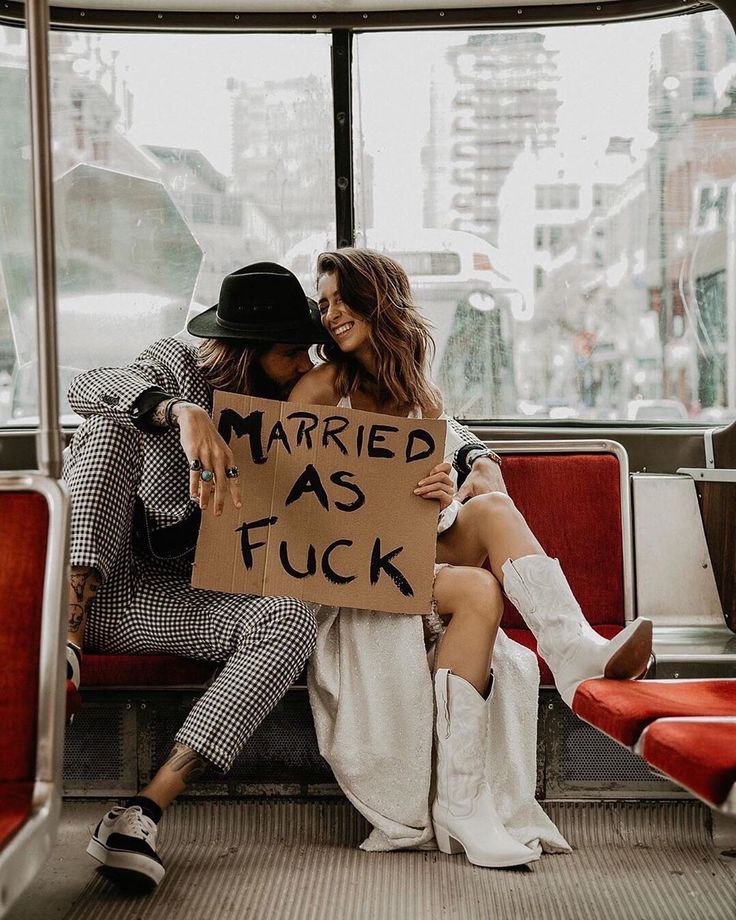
left=236, top=516, right=278, bottom=568
left=368, top=424, right=398, bottom=458
left=267, top=420, right=292, bottom=454
left=322, top=416, right=349, bottom=455
left=405, top=429, right=435, bottom=463
left=285, top=463, right=330, bottom=510
left=330, top=471, right=366, bottom=512
left=356, top=424, right=365, bottom=458
left=279, top=541, right=316, bottom=579
left=369, top=538, right=413, bottom=597
left=321, top=540, right=356, bottom=585
left=287, top=411, right=319, bottom=450
left=218, top=409, right=267, bottom=464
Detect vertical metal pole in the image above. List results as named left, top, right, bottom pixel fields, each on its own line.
left=331, top=30, right=355, bottom=249
left=26, top=0, right=63, bottom=478
left=716, top=3, right=736, bottom=408
left=727, top=183, right=736, bottom=408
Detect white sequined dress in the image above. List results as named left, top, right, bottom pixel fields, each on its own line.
left=307, top=396, right=570, bottom=856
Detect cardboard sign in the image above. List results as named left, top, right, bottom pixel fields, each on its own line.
left=191, top=392, right=446, bottom=614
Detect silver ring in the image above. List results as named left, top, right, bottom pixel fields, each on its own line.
left=225, top=467, right=240, bottom=479
left=189, top=459, right=202, bottom=472
left=201, top=470, right=214, bottom=483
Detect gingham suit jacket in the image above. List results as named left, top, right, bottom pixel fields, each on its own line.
left=67, top=336, right=485, bottom=538
left=68, top=337, right=211, bottom=538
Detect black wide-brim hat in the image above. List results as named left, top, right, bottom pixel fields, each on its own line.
left=187, top=261, right=331, bottom=345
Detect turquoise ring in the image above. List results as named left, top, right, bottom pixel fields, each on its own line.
left=201, top=470, right=214, bottom=483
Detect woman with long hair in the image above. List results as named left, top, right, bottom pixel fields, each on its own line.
left=290, top=247, right=652, bottom=869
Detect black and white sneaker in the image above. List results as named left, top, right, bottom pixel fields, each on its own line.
left=87, top=805, right=165, bottom=888
left=66, top=642, right=82, bottom=689
left=66, top=643, right=82, bottom=723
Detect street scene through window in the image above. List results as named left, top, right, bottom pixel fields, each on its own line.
left=0, top=10, right=734, bottom=424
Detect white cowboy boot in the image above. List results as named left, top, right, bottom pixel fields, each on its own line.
left=432, top=668, right=539, bottom=868
left=502, top=554, right=652, bottom=708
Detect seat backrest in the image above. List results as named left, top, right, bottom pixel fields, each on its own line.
left=499, top=449, right=627, bottom=629
left=0, top=476, right=68, bottom=920
left=0, top=492, right=49, bottom=786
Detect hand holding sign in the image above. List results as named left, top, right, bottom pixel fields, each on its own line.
left=414, top=462, right=455, bottom=508
left=191, top=392, right=446, bottom=614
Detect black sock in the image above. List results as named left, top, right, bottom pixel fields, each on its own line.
left=125, top=795, right=163, bottom=825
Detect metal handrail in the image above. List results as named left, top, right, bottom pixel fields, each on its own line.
left=0, top=0, right=709, bottom=33
left=26, top=0, right=63, bottom=478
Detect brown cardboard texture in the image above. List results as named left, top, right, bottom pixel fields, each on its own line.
left=191, top=391, right=446, bottom=614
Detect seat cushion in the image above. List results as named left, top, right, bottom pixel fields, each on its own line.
left=573, top=678, right=736, bottom=746
left=505, top=625, right=624, bottom=687
left=0, top=782, right=34, bottom=851
left=500, top=453, right=625, bottom=629
left=81, top=654, right=216, bottom=687
left=640, top=718, right=736, bottom=808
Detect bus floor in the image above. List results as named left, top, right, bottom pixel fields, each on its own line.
left=9, top=799, right=735, bottom=920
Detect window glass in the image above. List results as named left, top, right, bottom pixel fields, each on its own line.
left=353, top=10, right=736, bottom=422
left=0, top=30, right=334, bottom=423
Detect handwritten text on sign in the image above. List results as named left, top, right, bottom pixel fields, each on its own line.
left=191, top=392, right=446, bottom=614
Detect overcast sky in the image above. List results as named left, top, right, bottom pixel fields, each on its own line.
left=86, top=13, right=719, bottom=229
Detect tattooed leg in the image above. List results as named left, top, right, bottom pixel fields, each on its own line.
left=67, top=565, right=101, bottom=648
left=138, top=743, right=213, bottom=810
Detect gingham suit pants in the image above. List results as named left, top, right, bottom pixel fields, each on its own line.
left=63, top=416, right=317, bottom=772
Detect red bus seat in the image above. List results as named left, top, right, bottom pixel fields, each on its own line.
left=76, top=445, right=632, bottom=694
left=81, top=654, right=215, bottom=688
left=500, top=449, right=630, bottom=686
left=572, top=677, right=736, bottom=810
left=572, top=678, right=736, bottom=746
left=67, top=656, right=215, bottom=716
left=0, top=783, right=35, bottom=853
left=0, top=492, right=49, bottom=847
left=638, top=718, right=736, bottom=811
left=0, top=477, right=69, bottom=915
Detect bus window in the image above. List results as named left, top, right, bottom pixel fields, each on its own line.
left=0, top=29, right=334, bottom=424
left=353, top=8, right=736, bottom=423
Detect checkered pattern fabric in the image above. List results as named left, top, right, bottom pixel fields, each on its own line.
left=445, top=415, right=486, bottom=462
left=63, top=337, right=485, bottom=770
left=64, top=414, right=316, bottom=771
left=68, top=337, right=212, bottom=532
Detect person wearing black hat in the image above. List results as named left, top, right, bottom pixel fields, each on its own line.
left=62, top=259, right=493, bottom=891
left=62, top=262, right=331, bottom=890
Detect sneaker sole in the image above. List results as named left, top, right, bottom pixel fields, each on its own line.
left=87, top=836, right=165, bottom=887
left=604, top=619, right=653, bottom=681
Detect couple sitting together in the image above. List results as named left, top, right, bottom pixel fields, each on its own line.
left=64, top=250, right=653, bottom=889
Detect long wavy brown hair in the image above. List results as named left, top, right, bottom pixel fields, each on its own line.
left=316, top=248, right=439, bottom=413
left=196, top=339, right=283, bottom=399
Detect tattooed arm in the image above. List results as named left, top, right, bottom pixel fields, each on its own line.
left=67, top=565, right=102, bottom=644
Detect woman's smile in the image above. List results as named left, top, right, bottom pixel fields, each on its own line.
left=331, top=320, right=355, bottom=340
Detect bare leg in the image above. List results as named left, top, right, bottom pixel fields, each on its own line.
left=68, top=564, right=102, bottom=649
left=432, top=566, right=504, bottom=695
left=430, top=566, right=538, bottom=868
left=438, top=496, right=652, bottom=705
left=139, top=743, right=212, bottom=811
left=437, top=493, right=545, bottom=579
